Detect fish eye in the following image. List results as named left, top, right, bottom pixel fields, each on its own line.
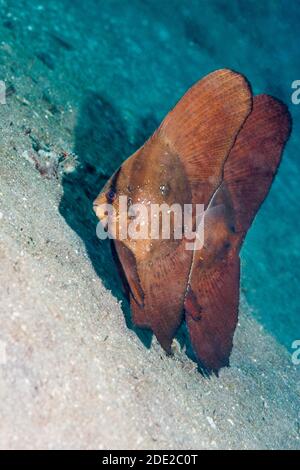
left=160, top=183, right=170, bottom=196
left=106, top=188, right=116, bottom=203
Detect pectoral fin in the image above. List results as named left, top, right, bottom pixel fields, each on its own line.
left=113, top=240, right=144, bottom=308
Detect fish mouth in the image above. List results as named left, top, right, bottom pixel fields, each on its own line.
left=94, top=209, right=109, bottom=232
left=100, top=218, right=109, bottom=232
left=93, top=197, right=109, bottom=231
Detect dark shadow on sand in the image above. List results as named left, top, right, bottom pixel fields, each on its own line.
left=59, top=91, right=158, bottom=348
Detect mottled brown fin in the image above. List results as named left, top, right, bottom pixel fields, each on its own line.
left=224, top=94, right=292, bottom=241
left=184, top=94, right=292, bottom=371
left=114, top=240, right=144, bottom=308
left=185, top=255, right=240, bottom=371
left=184, top=189, right=240, bottom=371
left=133, top=241, right=193, bottom=353
left=159, top=68, right=252, bottom=202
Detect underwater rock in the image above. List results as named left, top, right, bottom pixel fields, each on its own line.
left=22, top=148, right=78, bottom=179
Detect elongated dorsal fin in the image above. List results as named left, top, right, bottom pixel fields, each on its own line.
left=224, top=94, right=292, bottom=241
left=159, top=68, right=252, bottom=204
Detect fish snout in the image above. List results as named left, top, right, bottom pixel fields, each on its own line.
left=93, top=193, right=108, bottom=222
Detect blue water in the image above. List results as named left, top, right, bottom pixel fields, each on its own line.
left=5, top=0, right=299, bottom=348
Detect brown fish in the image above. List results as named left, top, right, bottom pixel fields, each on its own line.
left=94, top=69, right=291, bottom=371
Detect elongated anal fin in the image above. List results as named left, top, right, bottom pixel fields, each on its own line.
left=184, top=189, right=240, bottom=371
left=185, top=255, right=240, bottom=371
left=132, top=241, right=193, bottom=353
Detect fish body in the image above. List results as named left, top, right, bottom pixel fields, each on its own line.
left=94, top=69, right=291, bottom=371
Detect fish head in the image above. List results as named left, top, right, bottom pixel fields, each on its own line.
left=93, top=137, right=191, bottom=248
left=93, top=147, right=152, bottom=242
